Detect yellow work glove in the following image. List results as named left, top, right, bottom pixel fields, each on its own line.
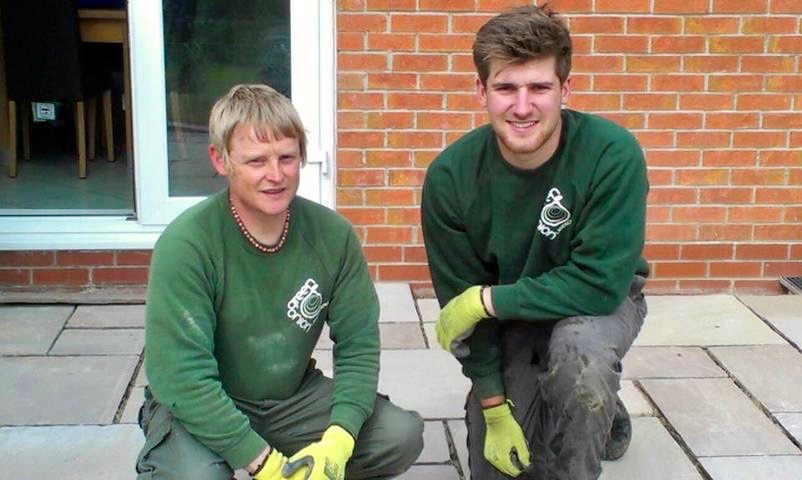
left=253, top=449, right=304, bottom=480
left=436, top=286, right=490, bottom=356
left=482, top=402, right=532, bottom=477
left=282, top=425, right=355, bottom=480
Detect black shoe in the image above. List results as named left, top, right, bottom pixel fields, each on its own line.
left=602, top=396, right=631, bottom=461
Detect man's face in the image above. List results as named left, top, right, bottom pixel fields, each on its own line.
left=210, top=123, right=301, bottom=227
left=477, top=56, right=570, bottom=169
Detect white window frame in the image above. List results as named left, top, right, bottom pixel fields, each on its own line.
left=0, top=0, right=335, bottom=250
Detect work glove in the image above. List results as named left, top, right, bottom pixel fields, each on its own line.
left=436, top=285, right=490, bottom=356
left=482, top=401, right=531, bottom=477
left=282, top=425, right=355, bottom=480
left=252, top=449, right=304, bottom=480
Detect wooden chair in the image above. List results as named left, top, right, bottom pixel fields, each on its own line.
left=1, top=0, right=114, bottom=178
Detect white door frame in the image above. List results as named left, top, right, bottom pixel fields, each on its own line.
left=0, top=0, right=335, bottom=250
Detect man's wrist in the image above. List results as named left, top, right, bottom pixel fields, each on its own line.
left=247, top=445, right=273, bottom=475
left=480, top=394, right=506, bottom=409
left=480, top=285, right=496, bottom=317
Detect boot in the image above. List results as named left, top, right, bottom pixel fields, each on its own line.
left=602, top=396, right=631, bottom=461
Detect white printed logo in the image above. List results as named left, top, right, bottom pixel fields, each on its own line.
left=537, top=188, right=572, bottom=240
left=287, top=278, right=329, bottom=332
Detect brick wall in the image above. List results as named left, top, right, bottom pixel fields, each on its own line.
left=0, top=251, right=151, bottom=289
left=336, top=0, right=802, bottom=295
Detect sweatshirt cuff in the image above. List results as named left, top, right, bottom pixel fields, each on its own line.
left=219, top=428, right=268, bottom=470
left=490, top=284, right=518, bottom=320
left=472, top=372, right=505, bottom=400
left=330, top=403, right=370, bottom=440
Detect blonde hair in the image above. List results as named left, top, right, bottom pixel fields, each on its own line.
left=209, top=84, right=307, bottom=171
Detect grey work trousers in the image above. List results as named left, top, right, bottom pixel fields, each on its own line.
left=135, top=366, right=424, bottom=480
left=466, top=277, right=647, bottom=480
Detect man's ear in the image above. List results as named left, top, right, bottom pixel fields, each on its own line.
left=209, top=144, right=228, bottom=177
left=560, top=76, right=571, bottom=105
left=476, top=76, right=488, bottom=108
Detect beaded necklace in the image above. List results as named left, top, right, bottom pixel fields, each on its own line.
left=229, top=200, right=290, bottom=254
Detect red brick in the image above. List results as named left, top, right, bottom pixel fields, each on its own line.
left=547, top=0, right=594, bottom=13
left=651, top=75, right=705, bottom=92
left=709, top=75, right=764, bottom=92
left=673, top=206, right=727, bottom=223
left=388, top=169, right=425, bottom=186
left=734, top=280, right=785, bottom=294
left=648, top=112, right=703, bottom=129
left=737, top=93, right=792, bottom=111
left=566, top=93, right=621, bottom=111
left=0, top=269, right=30, bottom=285
left=709, top=261, right=762, bottom=277
left=338, top=73, right=365, bottom=91
left=387, top=207, right=421, bottom=224
left=648, top=169, right=673, bottom=186
left=338, top=0, right=366, bottom=12
left=569, top=16, right=625, bottom=34
left=366, top=151, right=411, bottom=167
left=365, top=189, right=414, bottom=206
left=339, top=92, right=384, bottom=109
left=33, top=268, right=89, bottom=286
left=679, top=93, right=734, bottom=110
left=785, top=206, right=802, bottom=222
left=647, top=206, right=671, bottom=222
left=653, top=261, right=707, bottom=277
left=339, top=208, right=385, bottom=225
left=339, top=132, right=384, bottom=148
left=767, top=75, right=802, bottom=92
left=366, top=0, right=415, bottom=11
left=387, top=92, right=443, bottom=109
left=678, top=279, right=732, bottom=293
left=646, top=150, right=700, bottom=167
left=628, top=17, right=682, bottom=34
left=377, top=264, right=431, bottom=281
left=681, top=243, right=733, bottom=260
left=644, top=243, right=680, bottom=260
left=403, top=246, right=428, bottom=263
left=419, top=73, right=475, bottom=91
left=651, top=36, right=706, bottom=53
left=595, top=35, right=649, bottom=53
left=736, top=244, right=789, bottom=260
left=755, top=188, right=802, bottom=204
left=712, top=0, right=767, bottom=13
left=700, top=188, right=754, bottom=204
left=764, top=261, right=802, bottom=276
left=414, top=151, right=439, bottom=168
left=422, top=0, right=475, bottom=10
left=733, top=131, right=787, bottom=148
left=56, top=250, right=114, bottom=267
left=761, top=150, right=802, bottom=166
left=702, top=150, right=756, bottom=167
left=387, top=131, right=442, bottom=149
left=684, top=16, right=739, bottom=34
left=366, top=226, right=413, bottom=244
left=598, top=112, right=646, bottom=129
left=338, top=112, right=366, bottom=130
left=367, top=72, right=417, bottom=90
left=0, top=251, right=54, bottom=267
left=644, top=279, right=679, bottom=294
left=367, top=111, right=414, bottom=129
left=654, top=0, right=708, bottom=13
left=728, top=206, right=783, bottom=223
left=740, top=56, right=796, bottom=73
left=573, top=55, right=624, bottom=72
left=676, top=132, right=731, bottom=148
left=417, top=112, right=473, bottom=130
left=393, top=54, right=448, bottom=72
left=699, top=224, right=753, bottom=241
left=595, top=0, right=650, bottom=12
left=390, top=14, right=448, bottom=33
left=93, top=267, right=149, bottom=285
left=116, top=251, right=152, bottom=266
left=338, top=32, right=364, bottom=51
left=731, top=169, right=787, bottom=185
left=646, top=225, right=698, bottom=241
left=452, top=14, right=494, bottom=33
left=634, top=131, right=675, bottom=148
left=452, top=54, right=477, bottom=73
left=623, top=93, right=677, bottom=111
left=339, top=169, right=385, bottom=187
left=447, top=94, right=482, bottom=111
left=626, top=55, right=681, bottom=72
left=339, top=14, right=387, bottom=32
left=705, top=113, right=760, bottom=130
left=764, top=113, right=802, bottom=129
left=676, top=169, right=729, bottom=186
left=337, top=189, right=364, bottom=206
left=339, top=53, right=388, bottom=71
left=337, top=150, right=365, bottom=168
left=709, top=36, right=765, bottom=53
left=419, top=34, right=475, bottom=52
left=363, top=246, right=402, bottom=263
left=771, top=0, right=802, bottom=13
left=744, top=17, right=799, bottom=34
left=367, top=33, right=415, bottom=51
left=684, top=56, right=740, bottom=72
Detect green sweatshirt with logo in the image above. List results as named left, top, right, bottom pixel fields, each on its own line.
left=145, top=190, right=379, bottom=469
left=421, top=109, right=649, bottom=399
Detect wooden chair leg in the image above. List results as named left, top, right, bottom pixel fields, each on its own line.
left=21, top=102, right=31, bottom=161
left=102, top=89, right=114, bottom=162
left=87, top=96, right=97, bottom=160
left=8, top=101, right=17, bottom=177
left=74, top=102, right=87, bottom=178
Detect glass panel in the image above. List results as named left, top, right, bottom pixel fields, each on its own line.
left=163, top=0, right=291, bottom=196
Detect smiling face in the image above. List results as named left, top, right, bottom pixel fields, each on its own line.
left=210, top=122, right=301, bottom=234
left=477, top=56, right=571, bottom=170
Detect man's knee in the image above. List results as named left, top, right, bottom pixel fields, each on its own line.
left=350, top=400, right=424, bottom=478
left=543, top=339, right=620, bottom=412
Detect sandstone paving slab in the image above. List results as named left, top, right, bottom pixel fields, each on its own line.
left=422, top=322, right=436, bottom=349
left=700, top=456, right=802, bottom=480
left=315, top=323, right=426, bottom=350
left=619, top=380, right=653, bottom=417
left=68, top=305, right=146, bottom=328
left=738, top=295, right=802, bottom=348
left=0, top=425, right=143, bottom=479
left=599, top=417, right=702, bottom=480
left=313, top=349, right=469, bottom=419
left=419, top=421, right=451, bottom=463
left=623, top=346, right=726, bottom=379
left=135, top=365, right=148, bottom=386
left=766, top=318, right=802, bottom=349
left=397, top=465, right=460, bottom=479
left=776, top=413, right=802, bottom=445
left=0, top=355, right=138, bottom=425
left=447, top=420, right=469, bottom=479
left=417, top=298, right=440, bottom=324
left=641, top=378, right=798, bottom=456
left=709, top=345, right=802, bottom=413
left=120, top=387, right=146, bottom=424
left=376, top=282, right=418, bottom=323
left=50, top=329, right=144, bottom=355
left=0, top=305, right=72, bottom=355
left=635, top=295, right=786, bottom=346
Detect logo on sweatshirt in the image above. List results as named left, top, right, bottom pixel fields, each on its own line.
left=537, top=188, right=572, bottom=240
left=288, top=278, right=329, bottom=333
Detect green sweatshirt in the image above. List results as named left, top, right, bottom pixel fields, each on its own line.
left=421, top=109, right=649, bottom=399
left=145, top=190, right=379, bottom=469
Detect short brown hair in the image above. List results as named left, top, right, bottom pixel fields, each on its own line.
left=473, top=4, right=572, bottom=85
left=209, top=84, right=307, bottom=171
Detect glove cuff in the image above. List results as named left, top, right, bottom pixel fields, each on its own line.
left=325, top=425, right=356, bottom=457
left=482, top=401, right=513, bottom=422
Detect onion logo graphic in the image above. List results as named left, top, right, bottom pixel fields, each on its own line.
left=540, top=188, right=571, bottom=228
left=288, top=279, right=330, bottom=332
left=300, top=290, right=323, bottom=319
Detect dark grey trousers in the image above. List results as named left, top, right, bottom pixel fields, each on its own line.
left=135, top=367, right=424, bottom=480
left=466, top=277, right=647, bottom=480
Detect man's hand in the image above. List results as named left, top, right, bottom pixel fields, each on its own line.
left=482, top=402, right=531, bottom=477
left=252, top=449, right=304, bottom=480
left=436, top=286, right=490, bottom=354
left=282, top=425, right=355, bottom=480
